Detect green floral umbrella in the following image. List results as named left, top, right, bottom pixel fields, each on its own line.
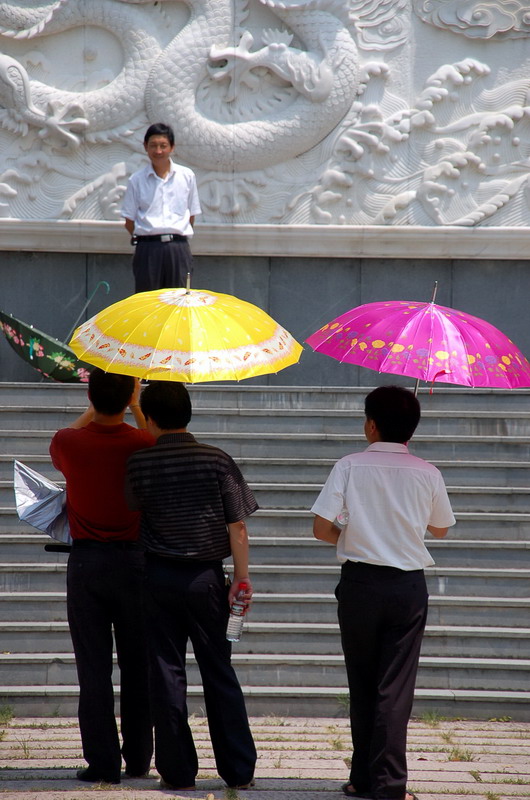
left=0, top=310, right=92, bottom=383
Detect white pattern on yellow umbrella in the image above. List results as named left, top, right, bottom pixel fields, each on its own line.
left=69, top=288, right=302, bottom=382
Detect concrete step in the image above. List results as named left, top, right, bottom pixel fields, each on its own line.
left=226, top=457, right=530, bottom=487
left=1, top=620, right=528, bottom=658
left=3, top=477, right=530, bottom=513
left=5, top=429, right=530, bottom=462
left=6, top=464, right=530, bottom=514
left=0, top=652, right=527, bottom=692
left=251, top=484, right=530, bottom=513
left=4, top=404, right=530, bottom=437
left=0, top=682, right=528, bottom=719
left=1, top=591, right=528, bottom=628
left=3, top=453, right=530, bottom=488
left=1, top=561, right=529, bottom=596
left=0, top=535, right=528, bottom=569
left=2, top=382, right=530, bottom=411
left=3, top=505, right=530, bottom=540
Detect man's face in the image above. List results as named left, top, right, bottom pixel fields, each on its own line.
left=144, top=135, right=174, bottom=164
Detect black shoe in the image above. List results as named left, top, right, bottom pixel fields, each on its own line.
left=227, top=778, right=255, bottom=789
left=125, top=768, right=151, bottom=778
left=159, top=778, right=196, bottom=790
left=76, top=767, right=120, bottom=784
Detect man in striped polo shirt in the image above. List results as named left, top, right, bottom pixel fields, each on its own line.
left=125, top=381, right=257, bottom=792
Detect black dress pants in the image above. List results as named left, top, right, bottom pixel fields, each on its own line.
left=67, top=541, right=153, bottom=779
left=133, top=239, right=193, bottom=292
left=145, top=556, right=256, bottom=788
left=337, top=560, right=428, bottom=800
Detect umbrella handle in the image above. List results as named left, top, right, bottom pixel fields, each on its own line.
left=64, top=281, right=110, bottom=343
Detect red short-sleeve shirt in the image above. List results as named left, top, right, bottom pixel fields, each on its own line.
left=50, top=422, right=154, bottom=541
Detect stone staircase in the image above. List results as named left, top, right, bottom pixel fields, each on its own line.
left=0, top=382, right=529, bottom=720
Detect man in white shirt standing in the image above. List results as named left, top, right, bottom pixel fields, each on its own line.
left=121, top=123, right=202, bottom=292
left=311, top=385, right=455, bottom=800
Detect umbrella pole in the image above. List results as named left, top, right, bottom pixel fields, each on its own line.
left=186, top=272, right=191, bottom=294
left=65, top=281, right=110, bottom=343
left=414, top=281, right=439, bottom=396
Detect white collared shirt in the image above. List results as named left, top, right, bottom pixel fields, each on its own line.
left=121, top=160, right=201, bottom=237
left=311, top=442, right=456, bottom=570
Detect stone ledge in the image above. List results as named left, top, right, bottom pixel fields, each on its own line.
left=1, top=220, right=530, bottom=259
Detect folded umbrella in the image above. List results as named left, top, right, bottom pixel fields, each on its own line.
left=14, top=460, right=71, bottom=544
left=0, top=310, right=92, bottom=383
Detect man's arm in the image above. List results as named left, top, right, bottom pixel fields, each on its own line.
left=128, top=379, right=147, bottom=429
left=427, top=525, right=449, bottom=538
left=190, top=215, right=195, bottom=228
left=313, top=514, right=341, bottom=546
left=228, top=520, right=252, bottom=605
left=124, top=218, right=134, bottom=235
left=68, top=404, right=95, bottom=429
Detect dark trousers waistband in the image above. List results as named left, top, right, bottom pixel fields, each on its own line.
left=135, top=234, right=187, bottom=243
left=342, top=560, right=424, bottom=579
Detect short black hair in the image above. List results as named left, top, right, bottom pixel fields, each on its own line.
left=140, top=381, right=192, bottom=430
left=144, top=122, right=175, bottom=147
left=88, top=368, right=135, bottom=416
left=364, top=385, right=421, bottom=443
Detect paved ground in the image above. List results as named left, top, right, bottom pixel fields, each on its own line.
left=0, top=715, right=529, bottom=800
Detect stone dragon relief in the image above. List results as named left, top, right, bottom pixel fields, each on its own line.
left=0, top=0, right=529, bottom=227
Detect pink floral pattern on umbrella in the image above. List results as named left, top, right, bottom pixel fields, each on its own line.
left=306, top=300, right=530, bottom=389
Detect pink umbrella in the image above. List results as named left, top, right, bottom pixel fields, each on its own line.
left=305, top=298, right=530, bottom=389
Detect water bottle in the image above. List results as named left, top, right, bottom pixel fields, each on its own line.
left=226, top=581, right=249, bottom=642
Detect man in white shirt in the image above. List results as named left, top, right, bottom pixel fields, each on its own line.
left=121, top=123, right=202, bottom=292
left=311, top=386, right=455, bottom=800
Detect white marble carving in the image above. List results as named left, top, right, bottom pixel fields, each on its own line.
left=413, top=1, right=530, bottom=39
left=0, top=0, right=530, bottom=239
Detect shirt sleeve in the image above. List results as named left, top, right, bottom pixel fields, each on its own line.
left=310, top=461, right=345, bottom=522
left=220, top=457, right=258, bottom=523
left=49, top=431, right=63, bottom=472
left=188, top=173, right=202, bottom=217
left=120, top=175, right=138, bottom=221
left=429, top=474, right=456, bottom=528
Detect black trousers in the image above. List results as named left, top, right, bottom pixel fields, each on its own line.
left=133, top=239, right=193, bottom=292
left=337, top=560, right=428, bottom=800
left=67, top=542, right=153, bottom=779
left=145, top=556, right=256, bottom=788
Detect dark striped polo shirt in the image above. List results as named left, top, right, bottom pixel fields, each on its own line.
left=125, top=432, right=258, bottom=560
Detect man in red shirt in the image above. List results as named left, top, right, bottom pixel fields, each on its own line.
left=50, top=369, right=154, bottom=784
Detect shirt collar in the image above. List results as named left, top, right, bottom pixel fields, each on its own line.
left=157, top=432, right=196, bottom=445
left=365, top=441, right=409, bottom=454
left=147, top=159, right=176, bottom=179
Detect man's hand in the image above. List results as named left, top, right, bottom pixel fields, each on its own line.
left=228, top=576, right=253, bottom=607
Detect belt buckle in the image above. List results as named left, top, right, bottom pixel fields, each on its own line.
left=160, top=234, right=172, bottom=243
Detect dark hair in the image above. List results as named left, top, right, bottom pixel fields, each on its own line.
left=364, top=385, right=421, bottom=443
left=88, top=368, right=135, bottom=416
left=144, top=122, right=175, bottom=147
left=140, top=381, right=192, bottom=430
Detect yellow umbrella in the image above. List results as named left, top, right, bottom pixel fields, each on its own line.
left=68, top=288, right=303, bottom=383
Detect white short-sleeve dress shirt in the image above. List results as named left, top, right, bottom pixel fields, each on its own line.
left=121, top=160, right=201, bottom=237
left=311, top=442, right=456, bottom=570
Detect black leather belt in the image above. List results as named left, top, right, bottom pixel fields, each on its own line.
left=133, top=233, right=187, bottom=244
